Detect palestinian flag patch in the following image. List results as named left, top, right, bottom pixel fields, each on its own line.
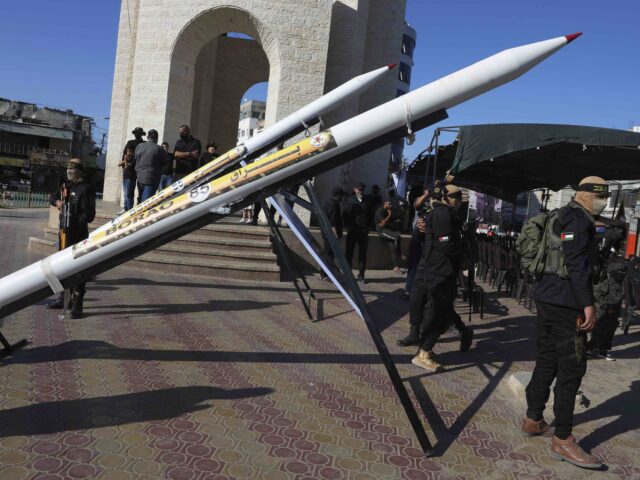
left=438, top=235, right=450, bottom=242
left=561, top=232, right=574, bottom=242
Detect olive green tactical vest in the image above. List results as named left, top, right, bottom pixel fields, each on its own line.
left=517, top=210, right=569, bottom=279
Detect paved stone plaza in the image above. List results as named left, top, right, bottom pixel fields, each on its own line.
left=0, top=210, right=639, bottom=479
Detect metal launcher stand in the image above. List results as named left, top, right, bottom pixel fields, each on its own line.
left=265, top=181, right=434, bottom=455
left=260, top=198, right=317, bottom=321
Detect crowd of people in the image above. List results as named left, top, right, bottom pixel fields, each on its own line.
left=318, top=174, right=633, bottom=470
left=117, top=125, right=216, bottom=213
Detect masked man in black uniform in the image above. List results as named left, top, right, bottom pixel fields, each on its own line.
left=47, top=158, right=96, bottom=318
left=522, top=176, right=607, bottom=469
left=344, top=182, right=371, bottom=284
left=405, top=184, right=472, bottom=372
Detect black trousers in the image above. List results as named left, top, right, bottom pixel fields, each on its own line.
left=526, top=301, right=587, bottom=440
left=419, top=277, right=459, bottom=351
left=587, top=304, right=621, bottom=352
left=346, top=228, right=369, bottom=278
left=320, top=233, right=341, bottom=278
left=377, top=228, right=402, bottom=268
left=58, top=233, right=88, bottom=297
left=252, top=201, right=276, bottom=224
left=409, top=260, right=462, bottom=350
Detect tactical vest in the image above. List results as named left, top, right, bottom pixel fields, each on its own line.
left=517, top=209, right=569, bottom=279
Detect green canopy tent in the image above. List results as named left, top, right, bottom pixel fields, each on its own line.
left=447, top=124, right=640, bottom=201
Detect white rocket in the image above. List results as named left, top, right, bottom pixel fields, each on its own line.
left=0, top=33, right=582, bottom=317
left=96, top=64, right=396, bottom=235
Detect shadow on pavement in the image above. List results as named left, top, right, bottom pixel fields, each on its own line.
left=90, top=299, right=289, bottom=316
left=1, top=340, right=414, bottom=366
left=574, top=380, right=640, bottom=451
left=0, top=385, right=273, bottom=437
left=408, top=361, right=513, bottom=457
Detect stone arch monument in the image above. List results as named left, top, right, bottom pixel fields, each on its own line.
left=104, top=0, right=411, bottom=209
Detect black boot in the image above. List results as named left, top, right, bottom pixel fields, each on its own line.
left=397, top=325, right=420, bottom=347
left=70, top=293, right=84, bottom=319
left=460, top=326, right=474, bottom=352
left=47, top=292, right=66, bottom=309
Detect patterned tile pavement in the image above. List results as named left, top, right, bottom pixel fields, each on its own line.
left=0, top=210, right=639, bottom=479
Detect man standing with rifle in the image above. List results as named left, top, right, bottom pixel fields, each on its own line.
left=47, top=158, right=96, bottom=318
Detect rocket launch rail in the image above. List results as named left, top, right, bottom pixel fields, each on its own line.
left=0, top=33, right=581, bottom=456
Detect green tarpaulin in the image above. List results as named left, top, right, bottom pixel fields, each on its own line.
left=449, top=124, right=640, bottom=200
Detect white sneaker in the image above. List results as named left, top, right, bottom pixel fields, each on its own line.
left=237, top=217, right=245, bottom=223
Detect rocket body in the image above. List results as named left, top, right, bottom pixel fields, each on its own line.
left=95, top=65, right=394, bottom=235
left=0, top=34, right=580, bottom=315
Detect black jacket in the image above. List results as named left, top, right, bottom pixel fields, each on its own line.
left=50, top=180, right=96, bottom=246
left=419, top=202, right=462, bottom=285
left=534, top=202, right=597, bottom=310
left=322, top=197, right=343, bottom=238
left=174, top=135, right=202, bottom=177
left=344, top=195, right=370, bottom=230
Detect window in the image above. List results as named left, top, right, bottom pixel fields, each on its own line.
left=398, top=63, right=411, bottom=84
left=249, top=129, right=254, bottom=137
left=251, top=111, right=261, bottom=119
left=401, top=34, right=416, bottom=57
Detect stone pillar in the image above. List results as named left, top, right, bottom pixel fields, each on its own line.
left=103, top=0, right=141, bottom=205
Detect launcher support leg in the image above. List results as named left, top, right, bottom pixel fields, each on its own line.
left=0, top=330, right=28, bottom=360
left=302, top=181, right=434, bottom=456
left=262, top=198, right=316, bottom=321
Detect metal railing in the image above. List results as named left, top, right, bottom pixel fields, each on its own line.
left=0, top=142, right=67, bottom=157
left=0, top=190, right=50, bottom=208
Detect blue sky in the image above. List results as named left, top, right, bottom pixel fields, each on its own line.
left=0, top=0, right=638, bottom=159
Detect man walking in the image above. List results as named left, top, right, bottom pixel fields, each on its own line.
left=404, top=184, right=472, bottom=370
left=522, top=176, right=608, bottom=469
left=134, top=129, right=166, bottom=202
left=173, top=125, right=202, bottom=180
left=344, top=182, right=371, bottom=284
left=47, top=158, right=96, bottom=318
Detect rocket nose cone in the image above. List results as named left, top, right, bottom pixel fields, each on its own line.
left=387, top=63, right=397, bottom=70
left=565, top=32, right=583, bottom=43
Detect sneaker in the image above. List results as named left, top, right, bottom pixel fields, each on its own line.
left=411, top=350, right=442, bottom=372
left=600, top=351, right=615, bottom=361
left=585, top=349, right=598, bottom=359
left=357, top=275, right=366, bottom=285
left=116, top=210, right=126, bottom=215
left=550, top=435, right=602, bottom=469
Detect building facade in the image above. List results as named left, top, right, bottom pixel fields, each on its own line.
left=104, top=0, right=411, bottom=210
left=390, top=22, right=416, bottom=177
left=0, top=99, right=94, bottom=192
left=237, top=100, right=266, bottom=144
